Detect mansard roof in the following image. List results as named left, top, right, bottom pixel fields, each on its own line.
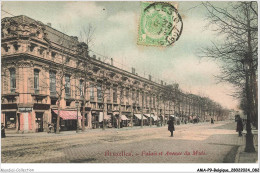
left=2, top=15, right=79, bottom=50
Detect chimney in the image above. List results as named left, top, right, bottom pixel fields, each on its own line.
left=93, top=55, right=96, bottom=59
left=98, top=57, right=101, bottom=61
left=111, top=58, right=113, bottom=65
left=132, top=67, right=135, bottom=74
left=161, top=80, right=163, bottom=85
left=149, top=75, right=152, bottom=81
left=47, top=23, right=52, bottom=27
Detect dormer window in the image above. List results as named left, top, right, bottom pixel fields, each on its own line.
left=29, top=43, right=36, bottom=52
left=39, top=47, right=45, bottom=55
left=51, top=52, right=56, bottom=59
left=13, top=42, right=20, bottom=51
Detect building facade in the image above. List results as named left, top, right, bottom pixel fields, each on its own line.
left=1, top=15, right=227, bottom=133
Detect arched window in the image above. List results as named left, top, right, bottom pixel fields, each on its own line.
left=9, top=68, right=16, bottom=93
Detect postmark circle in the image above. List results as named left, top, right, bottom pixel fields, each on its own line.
left=142, top=2, right=183, bottom=46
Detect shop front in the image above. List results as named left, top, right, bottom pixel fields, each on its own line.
left=4, top=112, right=17, bottom=130
left=52, top=110, right=82, bottom=131
left=134, top=114, right=147, bottom=126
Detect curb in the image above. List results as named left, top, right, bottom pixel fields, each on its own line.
left=234, top=145, right=243, bottom=163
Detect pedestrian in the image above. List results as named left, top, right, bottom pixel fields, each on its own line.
left=167, top=117, right=175, bottom=137
left=1, top=123, right=6, bottom=138
left=236, top=115, right=243, bottom=137
left=48, top=123, right=53, bottom=133
left=211, top=118, right=214, bottom=124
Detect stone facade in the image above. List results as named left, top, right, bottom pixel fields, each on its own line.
left=1, top=15, right=226, bottom=133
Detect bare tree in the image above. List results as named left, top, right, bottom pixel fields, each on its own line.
left=77, top=24, right=96, bottom=131
left=201, top=1, right=258, bottom=128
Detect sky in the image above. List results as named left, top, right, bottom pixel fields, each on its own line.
left=1, top=1, right=240, bottom=110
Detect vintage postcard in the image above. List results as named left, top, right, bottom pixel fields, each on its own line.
left=1, top=1, right=259, bottom=173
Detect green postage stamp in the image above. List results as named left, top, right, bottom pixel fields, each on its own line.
left=138, top=2, right=183, bottom=47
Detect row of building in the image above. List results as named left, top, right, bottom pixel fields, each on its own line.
left=1, top=15, right=229, bottom=133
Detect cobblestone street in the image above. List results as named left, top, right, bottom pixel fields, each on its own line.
left=1, top=121, right=256, bottom=163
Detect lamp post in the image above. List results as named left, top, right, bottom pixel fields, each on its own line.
left=75, top=101, right=79, bottom=133
left=242, top=55, right=255, bottom=152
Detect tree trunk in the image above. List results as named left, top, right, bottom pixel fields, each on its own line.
left=56, top=100, right=61, bottom=134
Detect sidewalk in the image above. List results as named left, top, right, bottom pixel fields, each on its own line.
left=235, top=130, right=258, bottom=163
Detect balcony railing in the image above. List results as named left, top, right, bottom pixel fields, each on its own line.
left=90, top=96, right=95, bottom=102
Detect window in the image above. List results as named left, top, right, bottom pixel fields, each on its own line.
left=120, top=89, right=123, bottom=102
left=9, top=68, right=16, bottom=93
left=126, top=89, right=129, bottom=104
left=113, top=88, right=117, bottom=103
left=132, top=90, right=135, bottom=102
left=51, top=99, right=57, bottom=105
left=136, top=91, right=139, bottom=103
left=65, top=75, right=70, bottom=98
left=90, top=84, right=94, bottom=100
left=97, top=84, right=102, bottom=101
left=79, top=80, right=83, bottom=97
left=126, top=89, right=129, bottom=98
left=34, top=69, right=39, bottom=94
left=49, top=71, right=56, bottom=96
left=107, top=87, right=111, bottom=102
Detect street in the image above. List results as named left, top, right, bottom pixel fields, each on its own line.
left=1, top=121, right=251, bottom=163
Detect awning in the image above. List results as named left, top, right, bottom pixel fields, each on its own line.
left=99, top=112, right=111, bottom=122
left=121, top=115, right=129, bottom=121
left=113, top=111, right=119, bottom=116
left=53, top=110, right=82, bottom=120
left=134, top=114, right=147, bottom=120
left=144, top=114, right=152, bottom=118
left=153, top=115, right=159, bottom=120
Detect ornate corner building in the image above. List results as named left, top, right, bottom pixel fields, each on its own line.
left=1, top=15, right=227, bottom=133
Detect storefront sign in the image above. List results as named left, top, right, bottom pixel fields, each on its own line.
left=18, top=107, right=33, bottom=112
left=1, top=104, right=18, bottom=110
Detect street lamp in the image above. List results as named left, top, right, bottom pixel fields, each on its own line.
left=75, top=101, right=79, bottom=133
left=242, top=55, right=255, bottom=152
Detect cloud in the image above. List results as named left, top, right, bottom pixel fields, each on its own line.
left=52, top=2, right=107, bottom=31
